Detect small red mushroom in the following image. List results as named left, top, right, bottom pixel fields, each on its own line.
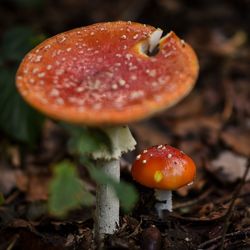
left=131, top=145, right=196, bottom=217
left=16, top=21, right=199, bottom=235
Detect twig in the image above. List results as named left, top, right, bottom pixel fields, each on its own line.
left=219, top=159, right=250, bottom=250
left=198, top=228, right=250, bottom=249
left=173, top=188, right=213, bottom=210
left=126, top=219, right=143, bottom=238
left=6, top=234, right=19, bottom=250
left=213, top=188, right=250, bottom=206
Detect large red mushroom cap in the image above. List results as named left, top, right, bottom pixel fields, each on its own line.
left=16, top=21, right=198, bottom=126
left=131, top=145, right=196, bottom=190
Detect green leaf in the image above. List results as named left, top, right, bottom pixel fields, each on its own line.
left=0, top=25, right=46, bottom=145
left=0, top=193, right=4, bottom=205
left=0, top=68, right=44, bottom=145
left=30, top=34, right=47, bottom=47
left=62, top=123, right=112, bottom=155
left=48, top=161, right=94, bottom=217
left=1, top=26, right=44, bottom=62
left=83, top=158, right=138, bottom=212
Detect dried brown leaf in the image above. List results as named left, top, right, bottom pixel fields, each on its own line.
left=131, top=122, right=172, bottom=151
left=221, top=127, right=250, bottom=157
left=0, top=163, right=27, bottom=195
left=26, top=174, right=50, bottom=201
left=210, top=151, right=249, bottom=183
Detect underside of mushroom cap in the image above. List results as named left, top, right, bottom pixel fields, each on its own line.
left=16, top=21, right=199, bottom=126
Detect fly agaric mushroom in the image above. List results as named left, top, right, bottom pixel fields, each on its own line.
left=16, top=21, right=198, bottom=236
left=131, top=145, right=196, bottom=218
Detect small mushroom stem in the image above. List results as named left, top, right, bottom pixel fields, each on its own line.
left=95, top=159, right=120, bottom=237
left=154, top=189, right=172, bottom=218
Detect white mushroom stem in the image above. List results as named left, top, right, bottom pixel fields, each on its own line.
left=92, top=126, right=136, bottom=238
left=95, top=159, right=120, bottom=236
left=154, top=189, right=172, bottom=218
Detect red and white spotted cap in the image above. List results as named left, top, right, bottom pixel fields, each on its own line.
left=131, top=145, right=196, bottom=190
left=16, top=21, right=198, bottom=126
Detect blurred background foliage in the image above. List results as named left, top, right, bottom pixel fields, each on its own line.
left=7, top=0, right=43, bottom=9
left=0, top=26, right=45, bottom=145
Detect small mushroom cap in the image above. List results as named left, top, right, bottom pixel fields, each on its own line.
left=16, top=21, right=198, bottom=126
left=131, top=145, right=196, bottom=190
